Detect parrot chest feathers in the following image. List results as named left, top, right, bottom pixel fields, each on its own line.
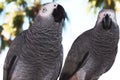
left=90, top=29, right=119, bottom=55
left=19, top=28, right=63, bottom=64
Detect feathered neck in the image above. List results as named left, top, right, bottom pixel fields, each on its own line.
left=28, top=15, right=63, bottom=35
left=90, top=23, right=119, bottom=56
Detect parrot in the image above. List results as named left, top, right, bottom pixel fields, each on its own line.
left=59, top=9, right=119, bottom=80
left=3, top=2, right=67, bottom=80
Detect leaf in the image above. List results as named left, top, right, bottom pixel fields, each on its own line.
left=25, top=7, right=35, bottom=20
left=13, top=14, right=24, bottom=28
left=13, top=14, right=24, bottom=35
left=25, top=2, right=41, bottom=26
left=5, top=0, right=17, bottom=3
left=88, top=0, right=118, bottom=12
left=95, top=0, right=104, bottom=7
left=0, top=26, right=3, bottom=34
left=0, top=2, right=4, bottom=13
left=0, top=0, right=42, bottom=51
left=17, top=0, right=27, bottom=8
left=1, top=35, right=11, bottom=50
left=104, top=0, right=115, bottom=9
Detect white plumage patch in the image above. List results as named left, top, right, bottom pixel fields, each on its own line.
left=38, top=3, right=58, bottom=18
left=97, top=9, right=117, bottom=24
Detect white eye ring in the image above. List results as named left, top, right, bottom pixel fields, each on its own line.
left=108, top=14, right=111, bottom=16
left=42, top=8, right=47, bottom=13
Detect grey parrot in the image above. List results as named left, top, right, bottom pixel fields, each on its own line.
left=3, top=2, right=67, bottom=80
left=59, top=9, right=119, bottom=80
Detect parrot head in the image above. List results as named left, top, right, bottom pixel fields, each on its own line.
left=96, top=9, right=117, bottom=30
left=38, top=3, right=68, bottom=23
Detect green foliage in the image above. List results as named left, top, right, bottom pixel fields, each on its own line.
left=0, top=0, right=41, bottom=52
left=13, top=14, right=24, bottom=28
left=6, top=0, right=27, bottom=7
left=88, top=0, right=120, bottom=11
left=13, top=14, right=24, bottom=35
left=25, top=3, right=41, bottom=25
left=1, top=35, right=11, bottom=50
left=25, top=7, right=35, bottom=20
left=6, top=0, right=16, bottom=3
left=0, top=26, right=3, bottom=34
left=0, top=2, right=4, bottom=14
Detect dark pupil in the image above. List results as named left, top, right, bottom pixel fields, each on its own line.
left=54, top=5, right=56, bottom=7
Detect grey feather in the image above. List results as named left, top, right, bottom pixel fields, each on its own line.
left=59, top=9, right=119, bottom=80
left=3, top=2, right=67, bottom=80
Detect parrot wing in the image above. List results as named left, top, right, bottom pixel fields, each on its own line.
left=3, top=31, right=26, bottom=80
left=59, top=29, right=92, bottom=80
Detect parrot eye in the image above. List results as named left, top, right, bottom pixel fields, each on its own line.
left=42, top=8, right=47, bottom=13
left=54, top=4, right=57, bottom=7
left=103, top=14, right=106, bottom=17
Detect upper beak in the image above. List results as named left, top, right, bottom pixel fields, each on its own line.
left=102, top=14, right=112, bottom=30
left=52, top=4, right=69, bottom=23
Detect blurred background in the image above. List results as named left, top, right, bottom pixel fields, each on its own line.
left=0, top=0, right=120, bottom=80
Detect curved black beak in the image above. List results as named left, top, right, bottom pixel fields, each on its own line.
left=52, top=4, right=69, bottom=23
left=102, top=14, right=112, bottom=30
